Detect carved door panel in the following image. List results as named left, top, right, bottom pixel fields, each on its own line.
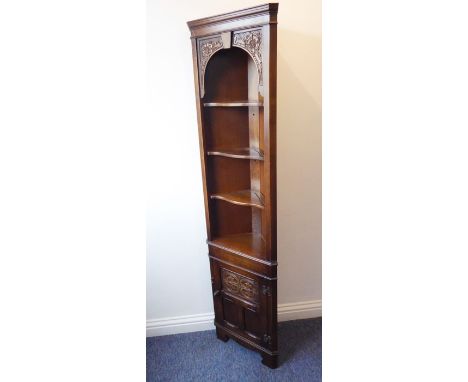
left=211, top=260, right=273, bottom=348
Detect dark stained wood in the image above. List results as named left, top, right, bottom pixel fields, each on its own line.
left=210, top=254, right=277, bottom=279
left=204, top=101, right=264, bottom=107
left=207, top=156, right=251, bottom=194
left=188, top=3, right=279, bottom=369
left=204, top=108, right=250, bottom=150
left=210, top=202, right=252, bottom=238
left=207, top=147, right=264, bottom=160
left=187, top=3, right=278, bottom=38
left=204, top=47, right=249, bottom=101
left=210, top=189, right=264, bottom=209
left=187, top=3, right=278, bottom=30
left=208, top=232, right=266, bottom=260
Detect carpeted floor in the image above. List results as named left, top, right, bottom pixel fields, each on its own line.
left=146, top=318, right=321, bottom=381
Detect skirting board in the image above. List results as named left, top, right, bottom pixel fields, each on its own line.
left=146, top=299, right=321, bottom=337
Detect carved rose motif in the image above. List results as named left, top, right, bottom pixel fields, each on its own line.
left=222, top=269, right=259, bottom=303
left=233, top=29, right=263, bottom=85
left=240, top=278, right=258, bottom=300
left=198, top=36, right=223, bottom=97
left=235, top=32, right=260, bottom=53
left=197, top=29, right=263, bottom=97
left=200, top=40, right=223, bottom=65
left=224, top=273, right=240, bottom=293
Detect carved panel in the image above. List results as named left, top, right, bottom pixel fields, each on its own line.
left=197, top=29, right=263, bottom=97
left=222, top=269, right=258, bottom=304
left=197, top=35, right=224, bottom=98
left=232, top=29, right=263, bottom=86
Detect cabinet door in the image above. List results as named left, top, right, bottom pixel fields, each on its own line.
left=211, top=260, right=273, bottom=348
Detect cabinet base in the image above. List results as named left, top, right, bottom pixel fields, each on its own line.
left=214, top=323, right=279, bottom=369
left=262, top=354, right=279, bottom=369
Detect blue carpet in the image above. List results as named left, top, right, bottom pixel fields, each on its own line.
left=147, top=318, right=321, bottom=381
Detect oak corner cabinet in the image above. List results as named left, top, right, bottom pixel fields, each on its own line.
left=187, top=3, right=279, bottom=369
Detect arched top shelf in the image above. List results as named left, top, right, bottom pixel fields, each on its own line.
left=197, top=29, right=263, bottom=98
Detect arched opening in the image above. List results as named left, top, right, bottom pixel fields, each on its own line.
left=202, top=47, right=265, bottom=246
left=204, top=47, right=259, bottom=102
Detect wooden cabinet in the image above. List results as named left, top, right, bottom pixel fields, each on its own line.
left=187, top=3, right=279, bottom=368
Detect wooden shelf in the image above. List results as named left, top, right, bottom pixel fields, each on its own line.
left=203, top=101, right=263, bottom=107
left=208, top=233, right=266, bottom=260
left=207, top=147, right=264, bottom=160
left=210, top=190, right=264, bottom=209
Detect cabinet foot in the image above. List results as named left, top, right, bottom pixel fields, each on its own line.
left=262, top=354, right=278, bottom=369
left=216, top=328, right=229, bottom=342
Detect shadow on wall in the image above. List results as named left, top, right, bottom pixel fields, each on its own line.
left=276, top=28, right=322, bottom=303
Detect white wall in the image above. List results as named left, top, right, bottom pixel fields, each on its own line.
left=147, top=0, right=321, bottom=332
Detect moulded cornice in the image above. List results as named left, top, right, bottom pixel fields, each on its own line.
left=187, top=3, right=278, bottom=36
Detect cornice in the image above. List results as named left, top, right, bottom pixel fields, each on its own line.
left=187, top=3, right=278, bottom=31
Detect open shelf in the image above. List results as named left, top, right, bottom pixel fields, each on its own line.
left=207, top=147, right=264, bottom=160
left=211, top=190, right=264, bottom=209
left=208, top=233, right=266, bottom=260
left=203, top=101, right=263, bottom=107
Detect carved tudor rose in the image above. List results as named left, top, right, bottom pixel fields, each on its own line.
left=222, top=269, right=258, bottom=304
left=240, top=278, right=258, bottom=301
left=233, top=29, right=263, bottom=86
left=198, top=36, right=223, bottom=97
left=223, top=272, right=240, bottom=294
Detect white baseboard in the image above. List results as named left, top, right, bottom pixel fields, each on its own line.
left=146, top=312, right=215, bottom=337
left=146, top=299, right=321, bottom=337
left=278, top=300, right=322, bottom=322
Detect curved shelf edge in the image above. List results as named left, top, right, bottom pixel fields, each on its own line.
left=209, top=256, right=278, bottom=278
left=207, top=233, right=271, bottom=265
left=210, top=190, right=264, bottom=209
left=203, top=101, right=263, bottom=107
left=207, top=148, right=264, bottom=160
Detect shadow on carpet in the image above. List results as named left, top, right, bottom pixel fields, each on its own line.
left=146, top=317, right=321, bottom=382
